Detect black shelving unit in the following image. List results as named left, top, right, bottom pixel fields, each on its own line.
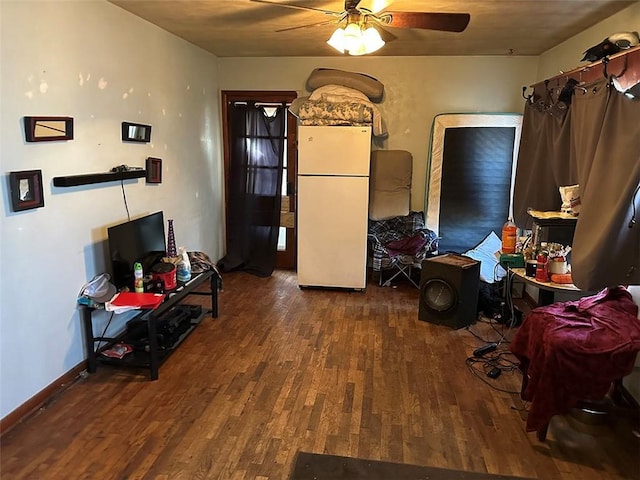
left=81, top=270, right=221, bottom=380
left=530, top=213, right=577, bottom=250
left=96, top=310, right=206, bottom=370
left=53, top=170, right=146, bottom=187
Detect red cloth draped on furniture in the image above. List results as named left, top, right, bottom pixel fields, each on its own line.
left=509, top=286, right=640, bottom=432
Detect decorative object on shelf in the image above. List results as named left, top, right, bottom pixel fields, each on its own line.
left=146, top=157, right=162, bottom=183
left=53, top=170, right=146, bottom=187
left=167, top=219, right=177, bottom=257
left=23, top=116, right=73, bottom=142
left=151, top=262, right=177, bottom=291
left=9, top=169, right=44, bottom=211
left=176, top=247, right=192, bottom=283
left=121, top=121, right=151, bottom=142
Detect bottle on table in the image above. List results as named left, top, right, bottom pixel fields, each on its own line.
left=535, top=251, right=549, bottom=282
left=134, top=262, right=144, bottom=293
left=177, top=247, right=192, bottom=283
left=501, top=218, right=518, bottom=254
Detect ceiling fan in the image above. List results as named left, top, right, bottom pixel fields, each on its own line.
left=251, top=0, right=471, bottom=42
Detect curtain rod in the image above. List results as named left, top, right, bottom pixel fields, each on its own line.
left=231, top=101, right=290, bottom=107
left=530, top=44, right=640, bottom=93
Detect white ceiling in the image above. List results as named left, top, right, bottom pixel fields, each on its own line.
left=108, top=1, right=636, bottom=58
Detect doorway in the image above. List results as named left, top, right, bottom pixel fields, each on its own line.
left=221, top=91, right=298, bottom=270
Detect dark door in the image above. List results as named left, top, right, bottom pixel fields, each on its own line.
left=221, top=91, right=298, bottom=270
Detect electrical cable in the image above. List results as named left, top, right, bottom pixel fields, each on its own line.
left=510, top=400, right=531, bottom=412
left=465, top=254, right=530, bottom=396
left=120, top=180, right=131, bottom=221
left=472, top=315, right=514, bottom=344
left=464, top=355, right=522, bottom=395
left=465, top=325, right=493, bottom=344
left=96, top=311, right=115, bottom=350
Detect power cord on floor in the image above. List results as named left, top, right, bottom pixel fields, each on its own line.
left=464, top=353, right=522, bottom=395
left=465, top=269, right=525, bottom=394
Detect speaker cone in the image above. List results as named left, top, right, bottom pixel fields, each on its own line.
left=421, top=279, right=457, bottom=312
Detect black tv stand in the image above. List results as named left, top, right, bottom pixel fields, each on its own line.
left=81, top=270, right=220, bottom=380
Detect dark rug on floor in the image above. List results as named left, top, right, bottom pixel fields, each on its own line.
left=289, top=452, right=534, bottom=480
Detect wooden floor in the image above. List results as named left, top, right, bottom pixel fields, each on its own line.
left=1, top=270, right=639, bottom=479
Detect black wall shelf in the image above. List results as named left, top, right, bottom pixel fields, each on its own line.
left=53, top=170, right=146, bottom=187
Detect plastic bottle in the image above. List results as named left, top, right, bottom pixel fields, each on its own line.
left=535, top=251, right=549, bottom=282
left=176, top=247, right=191, bottom=283
left=134, top=262, right=144, bottom=293
left=501, top=218, right=517, bottom=254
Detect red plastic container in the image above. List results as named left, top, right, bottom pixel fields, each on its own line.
left=535, top=253, right=549, bottom=282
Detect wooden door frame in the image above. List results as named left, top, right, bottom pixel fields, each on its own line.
left=221, top=90, right=298, bottom=269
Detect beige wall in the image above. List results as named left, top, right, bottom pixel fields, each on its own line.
left=0, top=1, right=222, bottom=419
left=537, top=2, right=640, bottom=81
left=218, top=56, right=538, bottom=212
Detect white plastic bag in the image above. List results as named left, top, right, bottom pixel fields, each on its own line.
left=559, top=185, right=581, bottom=216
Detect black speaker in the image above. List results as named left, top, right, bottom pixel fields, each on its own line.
left=419, top=253, right=480, bottom=329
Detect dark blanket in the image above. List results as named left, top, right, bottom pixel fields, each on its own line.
left=368, top=211, right=439, bottom=272
left=509, top=286, right=640, bottom=432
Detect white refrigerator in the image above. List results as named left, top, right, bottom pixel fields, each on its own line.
left=297, top=126, right=372, bottom=289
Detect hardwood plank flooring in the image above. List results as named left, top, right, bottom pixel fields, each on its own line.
left=1, top=270, right=638, bottom=479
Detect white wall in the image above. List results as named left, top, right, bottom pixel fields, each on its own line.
left=218, top=56, right=538, bottom=213
left=0, top=1, right=223, bottom=419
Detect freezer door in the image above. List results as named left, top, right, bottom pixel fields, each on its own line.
left=298, top=126, right=371, bottom=176
left=297, top=175, right=369, bottom=289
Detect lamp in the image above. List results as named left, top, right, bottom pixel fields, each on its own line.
left=327, top=21, right=385, bottom=55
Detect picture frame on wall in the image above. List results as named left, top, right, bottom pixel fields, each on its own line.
left=9, top=170, right=44, bottom=212
left=122, top=121, right=152, bottom=143
left=23, top=116, right=74, bottom=142
left=146, top=157, right=162, bottom=184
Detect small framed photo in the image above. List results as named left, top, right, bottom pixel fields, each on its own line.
left=146, top=157, right=162, bottom=184
left=9, top=170, right=44, bottom=212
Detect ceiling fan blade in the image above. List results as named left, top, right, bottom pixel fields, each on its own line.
left=250, top=0, right=342, bottom=16
left=381, top=12, right=470, bottom=32
left=276, top=19, right=341, bottom=33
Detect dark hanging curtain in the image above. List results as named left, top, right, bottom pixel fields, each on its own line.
left=513, top=78, right=640, bottom=291
left=217, top=102, right=286, bottom=277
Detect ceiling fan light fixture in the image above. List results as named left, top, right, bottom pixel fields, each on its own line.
left=343, top=22, right=362, bottom=51
left=327, top=27, right=347, bottom=53
left=326, top=22, right=385, bottom=56
left=361, top=26, right=385, bottom=54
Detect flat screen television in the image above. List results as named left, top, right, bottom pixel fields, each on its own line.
left=107, top=212, right=166, bottom=290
